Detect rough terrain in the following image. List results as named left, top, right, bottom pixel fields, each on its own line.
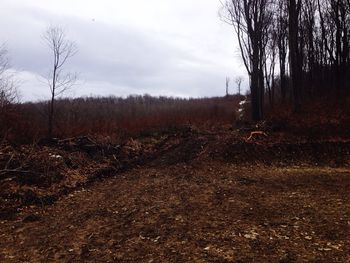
left=1, top=126, right=350, bottom=262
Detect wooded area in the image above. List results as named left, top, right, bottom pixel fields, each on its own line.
left=221, top=0, right=350, bottom=120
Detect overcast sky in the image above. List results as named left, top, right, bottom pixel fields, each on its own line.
left=1, top=0, right=247, bottom=101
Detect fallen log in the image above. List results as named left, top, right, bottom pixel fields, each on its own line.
left=246, top=131, right=268, bottom=141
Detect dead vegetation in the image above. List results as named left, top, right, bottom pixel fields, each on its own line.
left=0, top=125, right=349, bottom=210
left=1, top=117, right=350, bottom=262
left=2, top=95, right=240, bottom=143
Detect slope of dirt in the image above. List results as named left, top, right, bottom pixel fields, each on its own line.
left=0, top=163, right=350, bottom=262
left=1, top=127, right=350, bottom=218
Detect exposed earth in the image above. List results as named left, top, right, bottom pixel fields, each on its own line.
left=1, top=126, right=350, bottom=262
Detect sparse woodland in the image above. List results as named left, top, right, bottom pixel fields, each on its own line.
left=1, top=1, right=350, bottom=142
left=1, top=2, right=350, bottom=262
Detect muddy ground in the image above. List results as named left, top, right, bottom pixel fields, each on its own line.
left=0, top=127, right=350, bottom=262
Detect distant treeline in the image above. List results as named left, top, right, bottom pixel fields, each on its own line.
left=1, top=95, right=241, bottom=143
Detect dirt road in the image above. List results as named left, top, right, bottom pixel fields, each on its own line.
left=1, top=161, right=350, bottom=262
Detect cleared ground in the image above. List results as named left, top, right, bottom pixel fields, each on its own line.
left=1, top=161, right=350, bottom=262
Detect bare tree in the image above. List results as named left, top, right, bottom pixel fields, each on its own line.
left=264, top=17, right=278, bottom=107
left=226, top=77, right=230, bottom=96
left=0, top=44, right=19, bottom=139
left=288, top=0, right=303, bottom=112
left=43, top=26, right=77, bottom=137
left=276, top=0, right=288, bottom=102
left=235, top=76, right=243, bottom=95
left=0, top=44, right=18, bottom=108
left=220, top=0, right=273, bottom=121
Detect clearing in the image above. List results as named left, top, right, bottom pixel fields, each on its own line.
left=0, top=127, right=350, bottom=262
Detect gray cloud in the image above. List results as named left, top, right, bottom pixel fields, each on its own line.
left=1, top=0, right=248, bottom=101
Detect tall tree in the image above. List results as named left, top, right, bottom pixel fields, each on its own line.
left=0, top=44, right=18, bottom=139
left=225, top=77, right=230, bottom=96
left=0, top=44, right=17, bottom=109
left=288, top=0, right=303, bottom=112
left=235, top=76, right=243, bottom=95
left=276, top=0, right=288, bottom=102
left=221, top=0, right=272, bottom=121
left=43, top=26, right=77, bottom=137
left=264, top=21, right=277, bottom=107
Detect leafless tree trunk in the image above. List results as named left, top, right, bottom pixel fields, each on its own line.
left=264, top=29, right=277, bottom=107
left=220, top=0, right=272, bottom=121
left=0, top=44, right=19, bottom=140
left=276, top=0, right=288, bottom=102
left=235, top=76, right=243, bottom=95
left=288, top=0, right=302, bottom=112
left=225, top=77, right=230, bottom=96
left=0, top=44, right=18, bottom=108
left=43, top=26, right=77, bottom=138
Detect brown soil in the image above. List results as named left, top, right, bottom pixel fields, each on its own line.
left=1, top=127, right=350, bottom=262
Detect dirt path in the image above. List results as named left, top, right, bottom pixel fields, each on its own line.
left=1, top=161, right=350, bottom=262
